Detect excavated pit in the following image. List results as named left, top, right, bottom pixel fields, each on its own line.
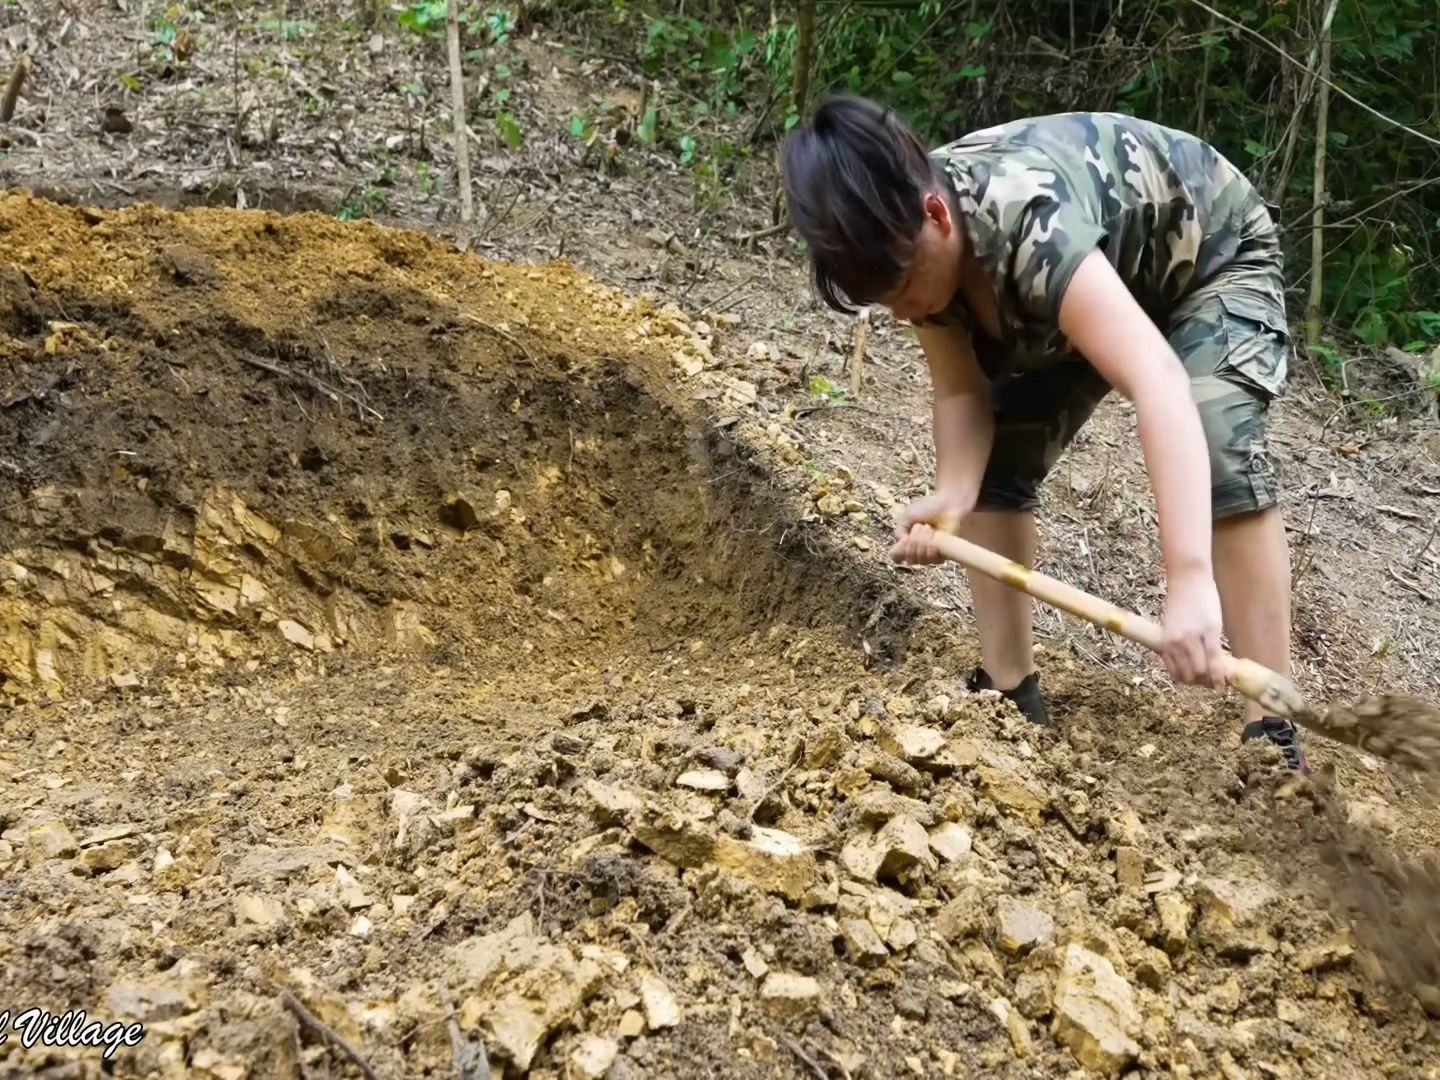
left=2, top=194, right=1439, bottom=1079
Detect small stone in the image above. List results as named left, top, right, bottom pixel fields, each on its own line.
left=928, top=822, right=973, bottom=863
left=1051, top=943, right=1141, bottom=1073
left=934, top=887, right=986, bottom=942
left=1275, top=998, right=1304, bottom=1025
left=618, top=1009, right=645, bottom=1038
left=630, top=810, right=717, bottom=868
left=1134, top=947, right=1171, bottom=991
left=882, top=725, right=947, bottom=767
left=350, top=914, right=373, bottom=939
left=1014, top=971, right=1053, bottom=1019
left=759, top=972, right=822, bottom=1022
left=990, top=997, right=1033, bottom=1058
left=83, top=839, right=140, bottom=873
left=1209, top=975, right=1242, bottom=1014
left=234, top=894, right=285, bottom=928
left=712, top=827, right=816, bottom=901
left=1414, top=984, right=1440, bottom=1018
left=849, top=789, right=937, bottom=828
left=1154, top=892, right=1193, bottom=954
left=27, top=821, right=78, bottom=862
left=741, top=947, right=769, bottom=978
left=585, top=780, right=645, bottom=824
left=975, top=759, right=1049, bottom=825
left=676, top=768, right=729, bottom=792
left=804, top=727, right=850, bottom=770
left=838, top=918, right=889, bottom=967
left=1297, top=934, right=1354, bottom=973
left=1195, top=878, right=1280, bottom=958
left=996, top=896, right=1055, bottom=956
left=80, top=824, right=139, bottom=848
left=896, top=990, right=928, bottom=1020
left=571, top=1036, right=620, bottom=1079
left=335, top=866, right=373, bottom=910
left=640, top=974, right=681, bottom=1030
left=854, top=747, right=924, bottom=795
left=1114, top=846, right=1146, bottom=887
left=854, top=536, right=873, bottom=551
left=277, top=619, right=314, bottom=650
left=1106, top=807, right=1145, bottom=846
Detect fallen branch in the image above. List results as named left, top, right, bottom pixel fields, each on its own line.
left=460, top=313, right=536, bottom=364
left=280, top=990, right=380, bottom=1080
left=1389, top=567, right=1436, bottom=603
left=237, top=354, right=384, bottom=421
left=1412, top=518, right=1440, bottom=567
left=438, top=984, right=491, bottom=1080
left=2, top=54, right=30, bottom=124
left=779, top=1035, right=829, bottom=1080
left=733, top=220, right=790, bottom=245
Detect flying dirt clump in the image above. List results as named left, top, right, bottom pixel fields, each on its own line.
left=1, top=194, right=1438, bottom=1078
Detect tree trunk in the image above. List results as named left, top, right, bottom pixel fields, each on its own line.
left=793, top=0, right=815, bottom=121
left=1305, top=2, right=1335, bottom=345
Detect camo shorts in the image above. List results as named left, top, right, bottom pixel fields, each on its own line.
left=975, top=253, right=1292, bottom=521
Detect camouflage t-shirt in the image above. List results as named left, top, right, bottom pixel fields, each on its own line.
left=928, top=112, right=1280, bottom=374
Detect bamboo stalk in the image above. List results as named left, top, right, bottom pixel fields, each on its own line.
left=1, top=53, right=30, bottom=124
left=445, top=0, right=474, bottom=223
left=1305, top=0, right=1336, bottom=345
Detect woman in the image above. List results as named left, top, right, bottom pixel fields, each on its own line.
left=780, top=95, right=1306, bottom=771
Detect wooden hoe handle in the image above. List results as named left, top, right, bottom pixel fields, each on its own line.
left=928, top=532, right=1311, bottom=720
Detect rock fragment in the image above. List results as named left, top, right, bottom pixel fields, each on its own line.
left=927, top=822, right=972, bottom=863
left=27, top=820, right=78, bottom=863
left=676, top=768, right=729, bottom=792
left=640, top=974, right=681, bottom=1030
left=996, top=896, right=1055, bottom=956
left=1154, top=891, right=1193, bottom=954
left=1051, top=943, right=1141, bottom=1074
left=975, top=757, right=1049, bottom=825
left=838, top=918, right=889, bottom=966
left=1114, top=845, right=1146, bottom=887
left=759, top=972, right=822, bottom=1022
left=571, top=1036, right=619, bottom=1079
left=712, top=827, right=816, bottom=902
left=1195, top=878, right=1280, bottom=958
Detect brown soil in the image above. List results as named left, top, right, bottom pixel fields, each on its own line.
left=1, top=194, right=1439, bottom=1079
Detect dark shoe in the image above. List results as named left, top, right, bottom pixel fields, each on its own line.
left=968, top=667, right=1051, bottom=726
left=1242, top=715, right=1311, bottom=773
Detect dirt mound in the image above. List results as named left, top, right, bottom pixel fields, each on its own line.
left=0, top=191, right=902, bottom=701
left=2, top=195, right=1438, bottom=1078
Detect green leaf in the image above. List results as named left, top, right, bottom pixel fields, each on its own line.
left=494, top=87, right=512, bottom=104
left=892, top=70, right=915, bottom=87
left=119, top=73, right=143, bottom=92
left=1243, top=139, right=1269, bottom=157
left=966, top=21, right=992, bottom=38
left=497, top=112, right=522, bottom=150
left=1328, top=130, right=1350, bottom=146
left=959, top=64, right=986, bottom=78
left=569, top=116, right=587, bottom=138
left=637, top=108, right=658, bottom=143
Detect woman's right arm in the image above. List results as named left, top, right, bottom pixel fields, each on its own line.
left=891, top=323, right=996, bottom=564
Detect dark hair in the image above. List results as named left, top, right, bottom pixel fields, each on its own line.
left=780, top=95, right=941, bottom=314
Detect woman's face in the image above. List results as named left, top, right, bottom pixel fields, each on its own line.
left=876, top=191, right=964, bottom=323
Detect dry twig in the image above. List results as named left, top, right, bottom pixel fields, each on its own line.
left=280, top=990, right=380, bottom=1080
left=237, top=354, right=384, bottom=421
left=780, top=1035, right=829, bottom=1080
left=460, top=313, right=536, bottom=364
left=438, top=984, right=491, bottom=1080
left=446, top=0, right=474, bottom=223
